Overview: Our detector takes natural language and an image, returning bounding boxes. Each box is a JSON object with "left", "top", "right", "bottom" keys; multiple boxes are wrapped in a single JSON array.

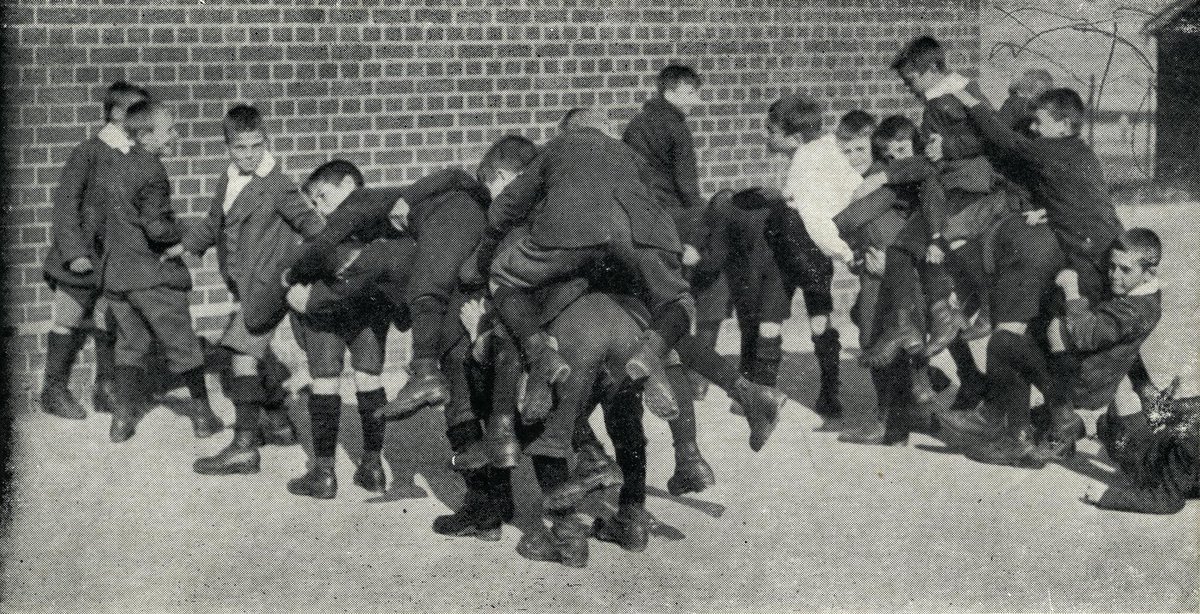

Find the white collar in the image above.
[
  {"left": 1127, "top": 277, "right": 1159, "bottom": 297},
  {"left": 226, "top": 150, "right": 276, "bottom": 180},
  {"left": 97, "top": 123, "right": 133, "bottom": 154},
  {"left": 924, "top": 72, "right": 971, "bottom": 101}
]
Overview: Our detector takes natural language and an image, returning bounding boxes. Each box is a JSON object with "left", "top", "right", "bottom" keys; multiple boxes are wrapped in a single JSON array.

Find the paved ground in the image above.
[{"left": 3, "top": 202, "right": 1198, "bottom": 613}]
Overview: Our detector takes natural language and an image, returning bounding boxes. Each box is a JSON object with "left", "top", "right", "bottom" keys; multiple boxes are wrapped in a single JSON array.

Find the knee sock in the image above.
[
  {"left": 752, "top": 335, "right": 783, "bottom": 387},
  {"left": 488, "top": 466, "right": 514, "bottom": 512},
  {"left": 308, "top": 393, "right": 342, "bottom": 460},
  {"left": 947, "top": 337, "right": 982, "bottom": 383},
  {"left": 493, "top": 286, "right": 541, "bottom": 345},
  {"left": 260, "top": 353, "right": 290, "bottom": 409},
  {"left": 92, "top": 330, "right": 115, "bottom": 383},
  {"left": 812, "top": 328, "right": 841, "bottom": 394},
  {"left": 1127, "top": 353, "right": 1155, "bottom": 394},
  {"left": 651, "top": 302, "right": 692, "bottom": 349},
  {"left": 356, "top": 388, "right": 387, "bottom": 454},
  {"left": 666, "top": 366, "right": 698, "bottom": 447},
  {"left": 614, "top": 442, "right": 647, "bottom": 507},
  {"left": 532, "top": 455, "right": 569, "bottom": 497},
  {"left": 987, "top": 330, "right": 1035, "bottom": 430},
  {"left": 44, "top": 330, "right": 86, "bottom": 386},
  {"left": 675, "top": 335, "right": 740, "bottom": 392},
  {"left": 181, "top": 367, "right": 208, "bottom": 400},
  {"left": 738, "top": 324, "right": 757, "bottom": 378},
  {"left": 229, "top": 375, "right": 267, "bottom": 433}
]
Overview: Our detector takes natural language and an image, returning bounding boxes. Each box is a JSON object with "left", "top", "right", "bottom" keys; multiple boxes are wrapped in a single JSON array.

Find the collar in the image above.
[
  {"left": 226, "top": 150, "right": 276, "bottom": 180},
  {"left": 646, "top": 96, "right": 685, "bottom": 121},
  {"left": 1127, "top": 277, "right": 1159, "bottom": 297},
  {"left": 96, "top": 123, "right": 133, "bottom": 154},
  {"left": 924, "top": 72, "right": 971, "bottom": 101}
]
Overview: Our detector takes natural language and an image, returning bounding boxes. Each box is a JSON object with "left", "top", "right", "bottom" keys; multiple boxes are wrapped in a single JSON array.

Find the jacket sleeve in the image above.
[
  {"left": 401, "top": 168, "right": 486, "bottom": 209},
  {"left": 966, "top": 103, "right": 1043, "bottom": 167},
  {"left": 286, "top": 192, "right": 389, "bottom": 285},
  {"left": 691, "top": 195, "right": 730, "bottom": 289},
  {"left": 670, "top": 120, "right": 706, "bottom": 211},
  {"left": 135, "top": 163, "right": 183, "bottom": 248},
  {"left": 183, "top": 194, "right": 221, "bottom": 255},
  {"left": 885, "top": 156, "right": 937, "bottom": 186},
  {"left": 833, "top": 185, "right": 898, "bottom": 240},
  {"left": 272, "top": 181, "right": 325, "bottom": 240},
  {"left": 408, "top": 197, "right": 487, "bottom": 360},
  {"left": 1062, "top": 297, "right": 1153, "bottom": 354},
  {"left": 486, "top": 152, "right": 546, "bottom": 237},
  {"left": 51, "top": 142, "right": 98, "bottom": 263}
]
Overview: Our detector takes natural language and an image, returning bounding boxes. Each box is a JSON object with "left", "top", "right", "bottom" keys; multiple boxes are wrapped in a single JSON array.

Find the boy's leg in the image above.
[
  {"left": 106, "top": 296, "right": 153, "bottom": 443},
  {"left": 287, "top": 315, "right": 348, "bottom": 500},
  {"left": 91, "top": 297, "right": 117, "bottom": 413},
  {"left": 347, "top": 309, "right": 390, "bottom": 493},
  {"left": 958, "top": 329, "right": 1051, "bottom": 468},
  {"left": 665, "top": 363, "right": 715, "bottom": 496},
  {"left": 41, "top": 286, "right": 97, "bottom": 419},
  {"left": 518, "top": 455, "right": 589, "bottom": 568},
  {"left": 621, "top": 245, "right": 693, "bottom": 421},
  {"left": 594, "top": 385, "right": 651, "bottom": 552},
  {"left": 691, "top": 270, "right": 730, "bottom": 399},
  {"left": 860, "top": 247, "right": 925, "bottom": 367}
]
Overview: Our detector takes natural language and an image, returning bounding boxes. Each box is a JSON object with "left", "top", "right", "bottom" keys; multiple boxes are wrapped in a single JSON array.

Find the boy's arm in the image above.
[
  {"left": 274, "top": 184, "right": 325, "bottom": 240},
  {"left": 400, "top": 168, "right": 487, "bottom": 210},
  {"left": 833, "top": 183, "right": 899, "bottom": 239},
  {"left": 954, "top": 89, "right": 1042, "bottom": 165},
  {"left": 485, "top": 152, "right": 546, "bottom": 238},
  {"left": 1062, "top": 297, "right": 1152, "bottom": 354},
  {"left": 182, "top": 194, "right": 221, "bottom": 255},
  {"left": 286, "top": 189, "right": 396, "bottom": 285},
  {"left": 408, "top": 198, "right": 487, "bottom": 361},
  {"left": 883, "top": 156, "right": 938, "bottom": 185},
  {"left": 669, "top": 121, "right": 706, "bottom": 210},
  {"left": 52, "top": 143, "right": 98, "bottom": 266},
  {"left": 786, "top": 148, "right": 855, "bottom": 263},
  {"left": 136, "top": 162, "right": 183, "bottom": 248}
]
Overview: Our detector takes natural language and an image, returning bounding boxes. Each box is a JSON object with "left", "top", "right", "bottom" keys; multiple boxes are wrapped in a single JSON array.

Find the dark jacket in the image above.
[
  {"left": 488, "top": 127, "right": 681, "bottom": 253},
  {"left": 623, "top": 97, "right": 706, "bottom": 245},
  {"left": 966, "top": 103, "right": 1123, "bottom": 258},
  {"left": 1064, "top": 287, "right": 1161, "bottom": 410},
  {"left": 44, "top": 137, "right": 128, "bottom": 288},
  {"left": 99, "top": 147, "right": 191, "bottom": 295},
  {"left": 836, "top": 161, "right": 912, "bottom": 253}
]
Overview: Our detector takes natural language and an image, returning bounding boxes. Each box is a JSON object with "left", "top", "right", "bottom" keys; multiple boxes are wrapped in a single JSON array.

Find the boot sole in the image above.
[
  {"left": 438, "top": 524, "right": 502, "bottom": 542},
  {"left": 287, "top": 485, "right": 337, "bottom": 499},
  {"left": 667, "top": 473, "right": 716, "bottom": 496},
  {"left": 194, "top": 463, "right": 261, "bottom": 476},
  {"left": 353, "top": 475, "right": 387, "bottom": 494},
  {"left": 43, "top": 407, "right": 87, "bottom": 420}
]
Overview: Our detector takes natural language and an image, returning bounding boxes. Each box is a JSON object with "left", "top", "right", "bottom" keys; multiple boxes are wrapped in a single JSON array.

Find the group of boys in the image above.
[{"left": 37, "top": 34, "right": 1189, "bottom": 571}]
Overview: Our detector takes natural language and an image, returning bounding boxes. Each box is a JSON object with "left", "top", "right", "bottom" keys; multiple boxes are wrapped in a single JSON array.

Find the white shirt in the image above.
[
  {"left": 923, "top": 72, "right": 970, "bottom": 101},
  {"left": 222, "top": 151, "right": 276, "bottom": 214},
  {"left": 784, "top": 133, "right": 860, "bottom": 263},
  {"left": 96, "top": 123, "right": 133, "bottom": 154}
]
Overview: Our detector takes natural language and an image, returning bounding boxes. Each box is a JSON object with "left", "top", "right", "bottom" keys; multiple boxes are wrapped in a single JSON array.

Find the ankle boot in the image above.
[
  {"left": 950, "top": 370, "right": 988, "bottom": 412},
  {"left": 181, "top": 397, "right": 225, "bottom": 439},
  {"left": 1033, "top": 404, "right": 1086, "bottom": 462},
  {"left": 965, "top": 426, "right": 1045, "bottom": 469},
  {"left": 625, "top": 330, "right": 680, "bottom": 421},
  {"left": 433, "top": 475, "right": 502, "bottom": 541},
  {"left": 518, "top": 332, "right": 571, "bottom": 424},
  {"left": 837, "top": 417, "right": 909, "bottom": 446},
  {"left": 812, "top": 328, "right": 844, "bottom": 417},
  {"left": 666, "top": 441, "right": 716, "bottom": 496},
  {"left": 109, "top": 366, "right": 145, "bottom": 443},
  {"left": 859, "top": 308, "right": 924, "bottom": 369},
  {"left": 518, "top": 511, "right": 589, "bottom": 568},
  {"left": 353, "top": 452, "right": 387, "bottom": 493},
  {"left": 386, "top": 357, "right": 451, "bottom": 420},
  {"left": 92, "top": 378, "right": 114, "bottom": 414},
  {"left": 910, "top": 361, "right": 938, "bottom": 407},
  {"left": 288, "top": 460, "right": 337, "bottom": 499},
  {"left": 193, "top": 429, "right": 261, "bottom": 475},
  {"left": 485, "top": 404, "right": 520, "bottom": 469},
  {"left": 41, "top": 330, "right": 87, "bottom": 420},
  {"left": 545, "top": 441, "right": 624, "bottom": 510},
  {"left": 936, "top": 402, "right": 1005, "bottom": 440},
  {"left": 732, "top": 376, "right": 785, "bottom": 452},
  {"left": 259, "top": 405, "right": 298, "bottom": 446},
  {"left": 922, "top": 297, "right": 968, "bottom": 358},
  {"left": 593, "top": 504, "right": 650, "bottom": 552}
]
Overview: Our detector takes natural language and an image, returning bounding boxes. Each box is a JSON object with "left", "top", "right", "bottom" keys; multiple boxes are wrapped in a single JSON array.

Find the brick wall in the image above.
[{"left": 1, "top": 0, "right": 981, "bottom": 405}]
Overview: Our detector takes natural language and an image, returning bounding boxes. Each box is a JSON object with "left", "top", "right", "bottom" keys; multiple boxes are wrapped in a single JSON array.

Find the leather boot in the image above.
[
  {"left": 518, "top": 332, "right": 571, "bottom": 424},
  {"left": 949, "top": 370, "right": 988, "bottom": 412},
  {"left": 449, "top": 439, "right": 490, "bottom": 473},
  {"left": 378, "top": 357, "right": 450, "bottom": 420},
  {"left": 858, "top": 308, "right": 924, "bottom": 369},
  {"left": 353, "top": 451, "right": 387, "bottom": 493},
  {"left": 625, "top": 330, "right": 680, "bottom": 421},
  {"left": 517, "top": 511, "right": 589, "bottom": 568},
  {"left": 812, "top": 328, "right": 844, "bottom": 419},
  {"left": 42, "top": 380, "right": 86, "bottom": 420},
  {"left": 965, "top": 426, "right": 1045, "bottom": 469},
  {"left": 666, "top": 441, "right": 716, "bottom": 496},
  {"left": 837, "top": 417, "right": 909, "bottom": 446},
  {"left": 910, "top": 362, "right": 938, "bottom": 407},
  {"left": 593, "top": 504, "right": 650, "bottom": 553},
  {"left": 41, "top": 330, "right": 87, "bottom": 420},
  {"left": 485, "top": 404, "right": 520, "bottom": 469},
  {"left": 1032, "top": 404, "right": 1086, "bottom": 462},
  {"left": 545, "top": 441, "right": 624, "bottom": 510},
  {"left": 936, "top": 402, "right": 1005, "bottom": 440},
  {"left": 181, "top": 398, "right": 225, "bottom": 439},
  {"left": 92, "top": 378, "right": 114, "bottom": 414},
  {"left": 259, "top": 405, "right": 298, "bottom": 446},
  {"left": 922, "top": 297, "right": 968, "bottom": 358},
  {"left": 288, "top": 460, "right": 338, "bottom": 499},
  {"left": 433, "top": 473, "right": 502, "bottom": 541},
  {"left": 193, "top": 429, "right": 261, "bottom": 475},
  {"left": 109, "top": 366, "right": 144, "bottom": 443},
  {"left": 731, "top": 376, "right": 785, "bottom": 452}
]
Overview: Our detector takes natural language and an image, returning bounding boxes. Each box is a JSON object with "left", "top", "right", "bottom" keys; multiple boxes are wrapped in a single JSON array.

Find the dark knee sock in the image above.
[
  {"left": 947, "top": 337, "right": 982, "bottom": 381},
  {"left": 308, "top": 393, "right": 342, "bottom": 460},
  {"left": 614, "top": 442, "right": 647, "bottom": 507},
  {"left": 493, "top": 286, "right": 541, "bottom": 344},
  {"left": 738, "top": 324, "right": 757, "bottom": 377},
  {"left": 675, "top": 335, "right": 740, "bottom": 392},
  {"left": 752, "top": 335, "right": 783, "bottom": 387},
  {"left": 229, "top": 375, "right": 267, "bottom": 433},
  {"left": 666, "top": 366, "right": 697, "bottom": 447},
  {"left": 181, "top": 367, "right": 208, "bottom": 400},
  {"left": 1127, "top": 353, "right": 1155, "bottom": 393},
  {"left": 260, "top": 353, "right": 290, "bottom": 408},
  {"left": 92, "top": 330, "right": 115, "bottom": 383},
  {"left": 488, "top": 466, "right": 514, "bottom": 507},
  {"left": 356, "top": 388, "right": 387, "bottom": 453},
  {"left": 532, "top": 455, "right": 570, "bottom": 496},
  {"left": 651, "top": 302, "right": 692, "bottom": 349},
  {"left": 987, "top": 330, "right": 1034, "bottom": 429},
  {"left": 44, "top": 330, "right": 86, "bottom": 385},
  {"left": 923, "top": 262, "right": 955, "bottom": 303}
]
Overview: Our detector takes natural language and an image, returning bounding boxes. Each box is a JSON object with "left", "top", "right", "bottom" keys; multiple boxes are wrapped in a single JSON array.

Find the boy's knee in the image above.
[
  {"left": 311, "top": 377, "right": 340, "bottom": 396},
  {"left": 353, "top": 370, "right": 383, "bottom": 393},
  {"left": 995, "top": 321, "right": 1027, "bottom": 336},
  {"left": 231, "top": 353, "right": 259, "bottom": 377},
  {"left": 758, "top": 322, "right": 782, "bottom": 338},
  {"left": 808, "top": 315, "right": 829, "bottom": 336}
]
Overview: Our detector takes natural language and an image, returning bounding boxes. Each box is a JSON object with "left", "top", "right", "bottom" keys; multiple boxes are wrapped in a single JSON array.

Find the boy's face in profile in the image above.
[
  {"left": 1032, "top": 109, "right": 1073, "bottom": 139},
  {"left": 1108, "top": 248, "right": 1153, "bottom": 296},
  {"left": 228, "top": 130, "right": 268, "bottom": 175},
  {"left": 664, "top": 82, "right": 702, "bottom": 116},
  {"left": 766, "top": 122, "right": 800, "bottom": 155},
  {"left": 900, "top": 66, "right": 943, "bottom": 97},
  {"left": 883, "top": 138, "right": 915, "bottom": 160},
  {"left": 307, "top": 176, "right": 356, "bottom": 217},
  {"left": 838, "top": 135, "right": 873, "bottom": 175},
  {"left": 139, "top": 109, "right": 179, "bottom": 157}
]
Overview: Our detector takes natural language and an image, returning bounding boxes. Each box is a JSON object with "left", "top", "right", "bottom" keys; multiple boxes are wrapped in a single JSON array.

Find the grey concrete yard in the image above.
[{"left": 3, "top": 202, "right": 1197, "bottom": 613}]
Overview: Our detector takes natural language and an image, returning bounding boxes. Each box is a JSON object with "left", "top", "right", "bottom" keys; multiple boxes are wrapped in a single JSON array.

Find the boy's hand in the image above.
[
  {"left": 459, "top": 297, "right": 488, "bottom": 343},
  {"left": 864, "top": 247, "right": 886, "bottom": 276},
  {"left": 925, "top": 133, "right": 944, "bottom": 162},
  {"left": 926, "top": 243, "right": 945, "bottom": 264},
  {"left": 851, "top": 173, "right": 887, "bottom": 201},
  {"left": 681, "top": 244, "right": 701, "bottom": 267},
  {"left": 286, "top": 284, "right": 312, "bottom": 313},
  {"left": 951, "top": 88, "right": 981, "bottom": 108},
  {"left": 1055, "top": 268, "right": 1081, "bottom": 299},
  {"left": 68, "top": 257, "right": 94, "bottom": 274},
  {"left": 159, "top": 244, "right": 185, "bottom": 262},
  {"left": 388, "top": 197, "right": 410, "bottom": 232},
  {"left": 1023, "top": 208, "right": 1048, "bottom": 226}
]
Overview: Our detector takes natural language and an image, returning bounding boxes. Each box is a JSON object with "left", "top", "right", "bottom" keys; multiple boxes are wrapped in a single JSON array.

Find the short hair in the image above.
[
  {"left": 304, "top": 159, "right": 365, "bottom": 193},
  {"left": 767, "top": 94, "right": 823, "bottom": 143},
  {"left": 656, "top": 64, "right": 702, "bottom": 94},
  {"left": 1113, "top": 227, "right": 1162, "bottom": 269},
  {"left": 223, "top": 104, "right": 265, "bottom": 143},
  {"left": 476, "top": 135, "right": 538, "bottom": 184},
  {"left": 872, "top": 114, "right": 923, "bottom": 154},
  {"left": 123, "top": 100, "right": 168, "bottom": 141},
  {"left": 891, "top": 36, "right": 947, "bottom": 75},
  {"left": 835, "top": 110, "right": 876, "bottom": 141},
  {"left": 1034, "top": 88, "right": 1086, "bottom": 135},
  {"left": 1018, "top": 69, "right": 1055, "bottom": 98},
  {"left": 558, "top": 107, "right": 606, "bottom": 133},
  {"left": 103, "top": 81, "right": 150, "bottom": 123}
]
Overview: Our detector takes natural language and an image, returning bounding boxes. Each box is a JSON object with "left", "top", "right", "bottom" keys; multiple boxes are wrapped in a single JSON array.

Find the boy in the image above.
[
  {"left": 761, "top": 94, "right": 860, "bottom": 429},
  {"left": 100, "top": 101, "right": 223, "bottom": 443},
  {"left": 187, "top": 105, "right": 326, "bottom": 476},
  {"left": 956, "top": 229, "right": 1162, "bottom": 467},
  {"left": 41, "top": 81, "right": 148, "bottom": 420}
]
